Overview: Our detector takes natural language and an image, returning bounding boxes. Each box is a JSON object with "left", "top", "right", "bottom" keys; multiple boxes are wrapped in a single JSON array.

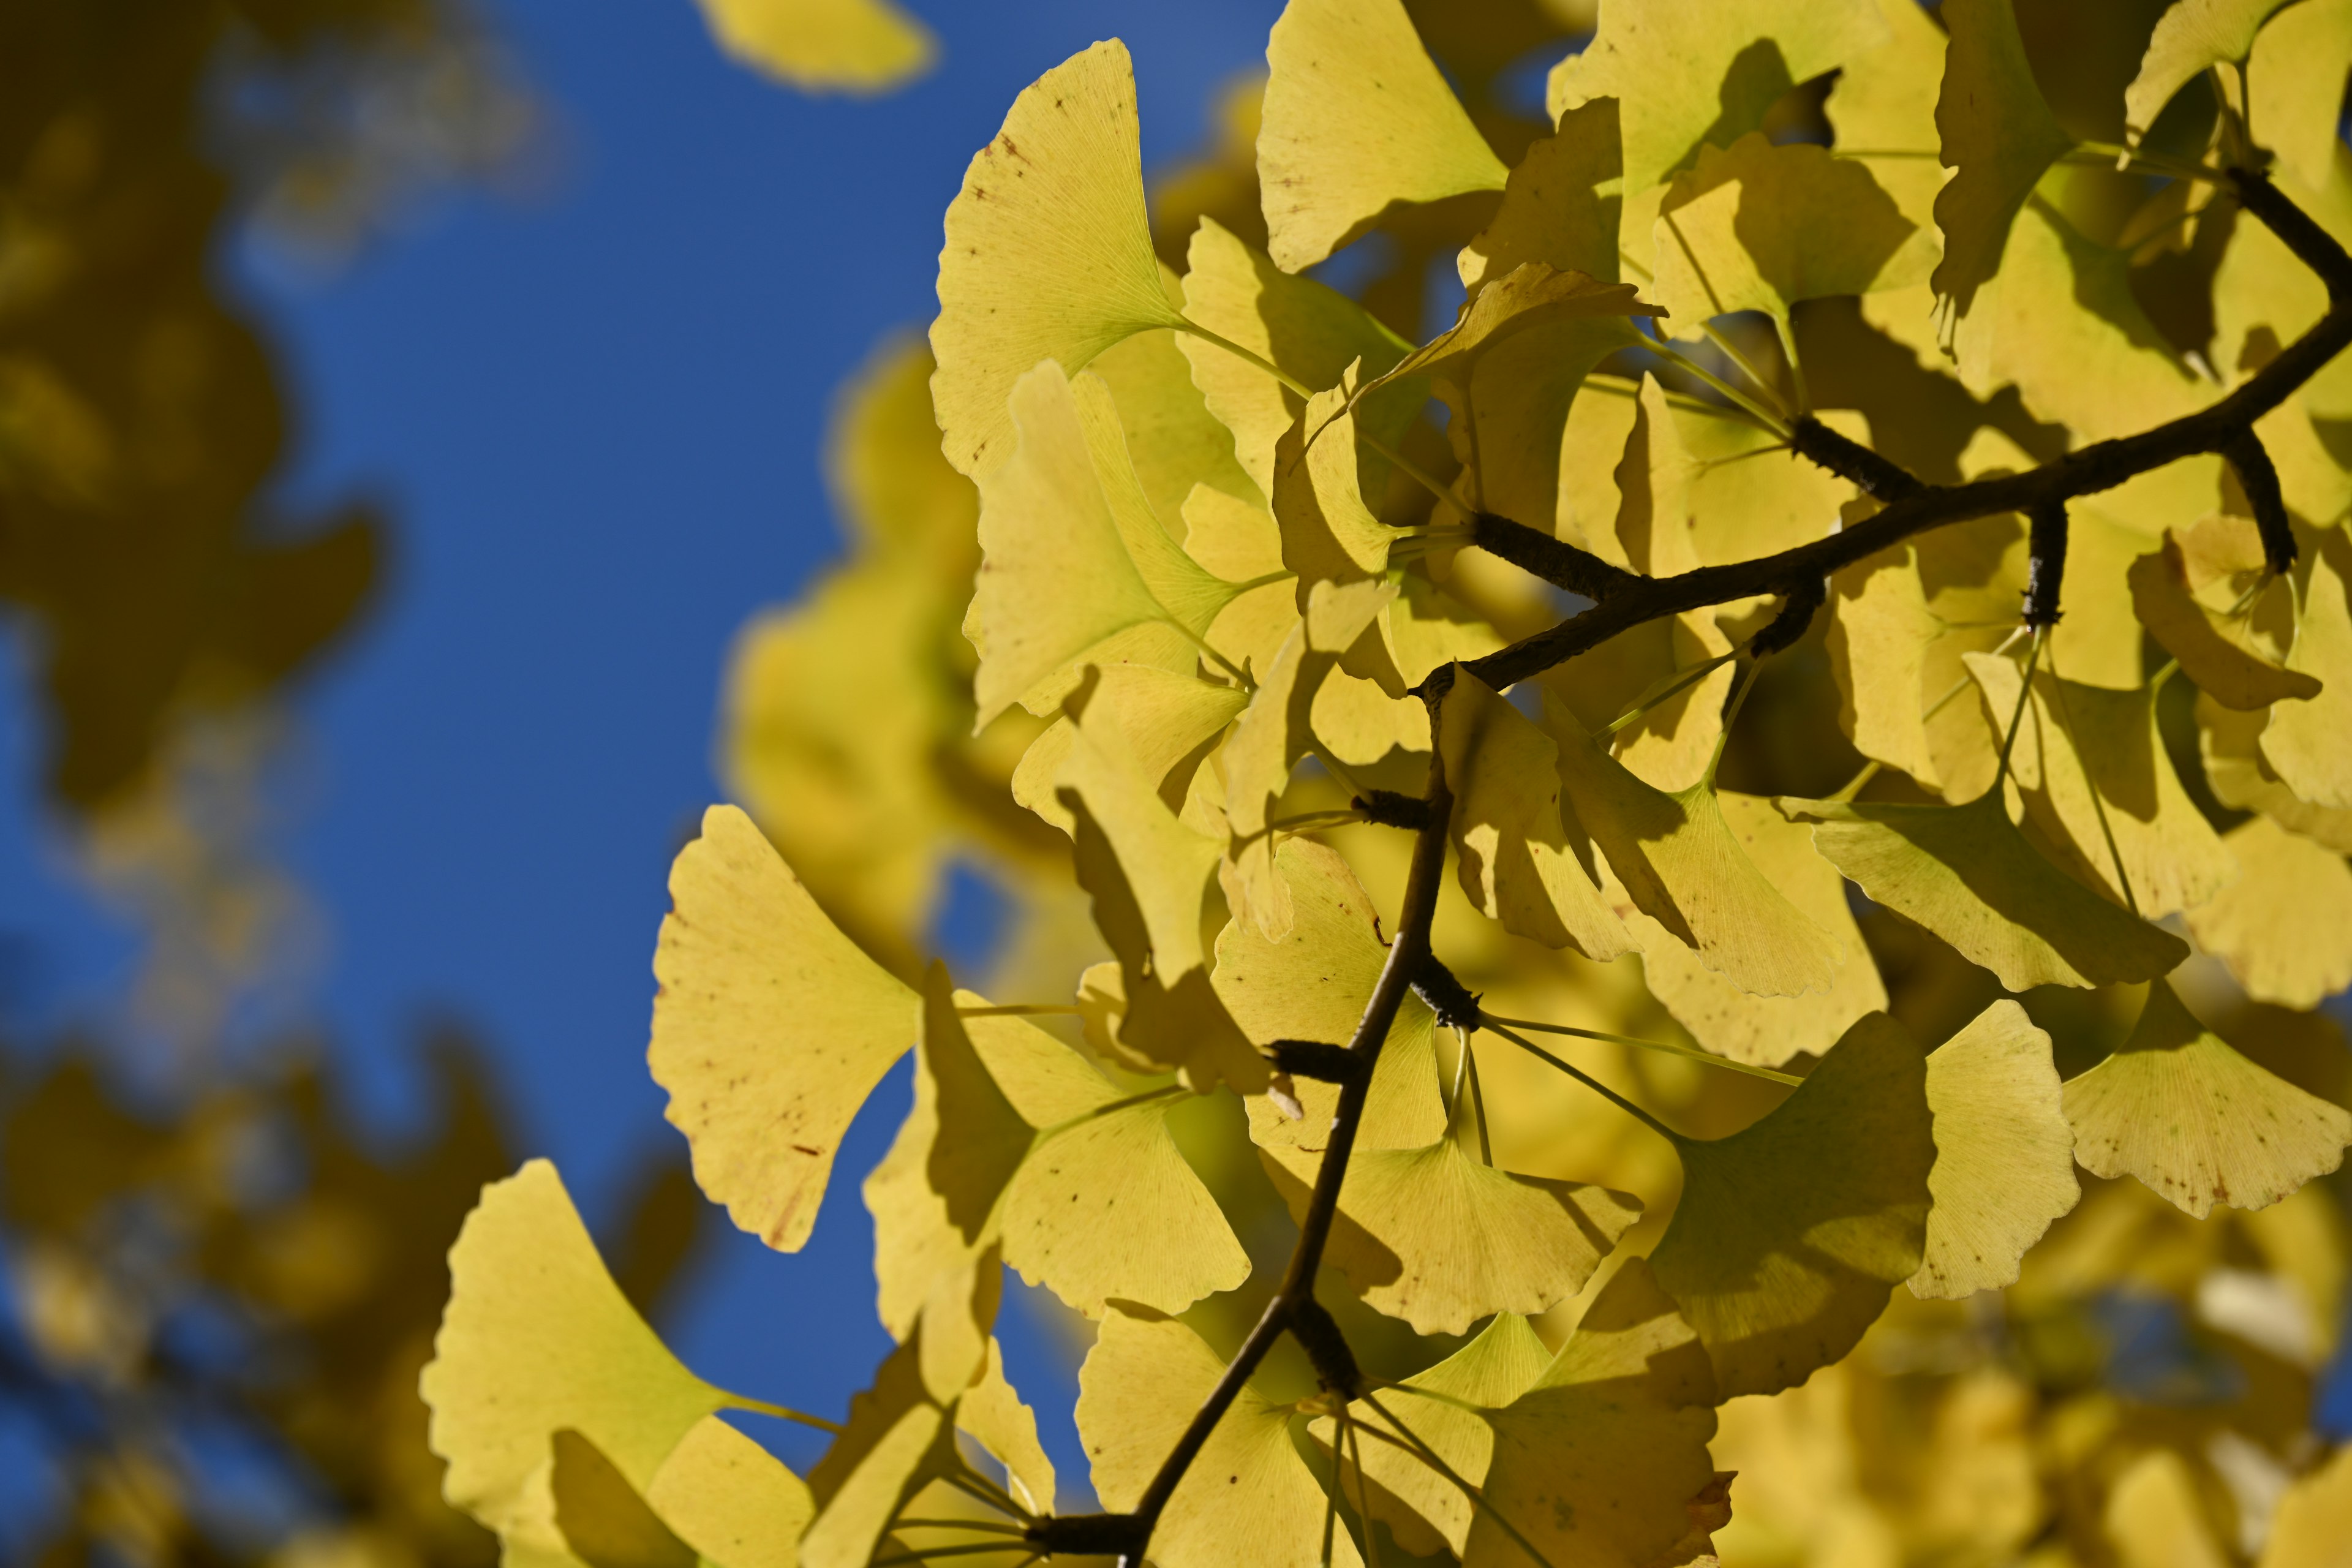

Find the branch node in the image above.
[
  {"left": 1266, "top": 1039, "right": 1366, "bottom": 1085},
  {"left": 1410, "top": 955, "right": 1481, "bottom": 1031},
  {"left": 1789, "top": 415, "right": 1924, "bottom": 501},
  {"left": 2021, "top": 499, "right": 2069, "bottom": 628},
  {"left": 1026, "top": 1513, "right": 1148, "bottom": 1556},
  {"left": 2222, "top": 429, "right": 2301, "bottom": 576},
  {"left": 1352, "top": 789, "right": 1433, "bottom": 831},
  {"left": 1286, "top": 1296, "right": 1363, "bottom": 1400},
  {"left": 1470, "top": 511, "right": 1640, "bottom": 601},
  {"left": 1749, "top": 576, "right": 1826, "bottom": 657}
]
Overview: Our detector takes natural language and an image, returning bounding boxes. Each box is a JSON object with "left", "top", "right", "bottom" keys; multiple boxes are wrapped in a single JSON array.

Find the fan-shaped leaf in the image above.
[
  {"left": 1012, "top": 664, "right": 1246, "bottom": 836},
  {"left": 695, "top": 0, "right": 934, "bottom": 94},
  {"left": 2125, "top": 0, "right": 2293, "bottom": 146},
  {"left": 1458, "top": 99, "right": 1624, "bottom": 292},
  {"left": 2187, "top": 815, "right": 2352, "bottom": 1008},
  {"left": 1823, "top": 0, "right": 1950, "bottom": 232},
  {"left": 650, "top": 805, "right": 918, "bottom": 1253},
  {"left": 1259, "top": 0, "right": 1508, "bottom": 271},
  {"left": 2248, "top": 0, "right": 2352, "bottom": 190},
  {"left": 1910, "top": 1001, "right": 2079, "bottom": 1300},
  {"left": 644, "top": 1418, "right": 815, "bottom": 1568},
  {"left": 2260, "top": 528, "right": 2352, "bottom": 810},
  {"left": 2130, "top": 521, "right": 2320, "bottom": 710},
  {"left": 1931, "top": 0, "right": 2076, "bottom": 326},
  {"left": 932, "top": 40, "right": 1186, "bottom": 477}
]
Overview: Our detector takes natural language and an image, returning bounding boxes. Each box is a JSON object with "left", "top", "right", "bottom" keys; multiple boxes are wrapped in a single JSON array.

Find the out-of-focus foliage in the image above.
[
  {"left": 426, "top": 1, "right": 2352, "bottom": 1565},
  {"left": 694, "top": 0, "right": 937, "bottom": 96}
]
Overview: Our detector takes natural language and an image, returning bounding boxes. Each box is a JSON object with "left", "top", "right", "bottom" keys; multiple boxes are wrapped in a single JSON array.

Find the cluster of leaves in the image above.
[{"left": 426, "top": 2, "right": 2352, "bottom": 1567}]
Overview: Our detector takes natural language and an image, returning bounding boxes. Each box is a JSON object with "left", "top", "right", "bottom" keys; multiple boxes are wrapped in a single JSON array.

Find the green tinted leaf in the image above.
[
  {"left": 2260, "top": 527, "right": 2352, "bottom": 809},
  {"left": 551, "top": 1430, "right": 696, "bottom": 1568},
  {"left": 1931, "top": 0, "right": 2075, "bottom": 326},
  {"left": 2130, "top": 520, "right": 2320, "bottom": 710},
  {"left": 2124, "top": 0, "right": 2292, "bottom": 146},
  {"left": 2248, "top": 0, "right": 2352, "bottom": 190},
  {"left": 1910, "top": 1001, "right": 2079, "bottom": 1300}
]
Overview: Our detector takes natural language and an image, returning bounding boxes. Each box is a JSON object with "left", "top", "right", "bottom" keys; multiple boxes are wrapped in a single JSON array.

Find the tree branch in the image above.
[{"left": 1460, "top": 166, "right": 2352, "bottom": 695}]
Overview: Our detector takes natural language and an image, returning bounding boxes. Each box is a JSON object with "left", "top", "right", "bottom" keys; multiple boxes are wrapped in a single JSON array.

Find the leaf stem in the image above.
[
  {"left": 1481, "top": 1019, "right": 1683, "bottom": 1143},
  {"left": 1643, "top": 334, "right": 1793, "bottom": 436},
  {"left": 1603, "top": 650, "right": 1739, "bottom": 736},
  {"left": 1356, "top": 1391, "right": 1558, "bottom": 1568},
  {"left": 2043, "top": 642, "right": 2141, "bottom": 916},
  {"left": 723, "top": 1395, "right": 843, "bottom": 1434},
  {"left": 1994, "top": 626, "right": 2046, "bottom": 788},
  {"left": 1480, "top": 1012, "right": 1803, "bottom": 1087}
]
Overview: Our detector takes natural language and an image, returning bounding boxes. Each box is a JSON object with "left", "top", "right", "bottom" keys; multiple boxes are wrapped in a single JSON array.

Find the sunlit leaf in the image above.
[
  {"left": 1439, "top": 669, "right": 1632, "bottom": 959},
  {"left": 1826, "top": 542, "right": 1947, "bottom": 788},
  {"left": 1458, "top": 99, "right": 1623, "bottom": 292},
  {"left": 2261, "top": 1446, "right": 2352, "bottom": 1568},
  {"left": 2128, "top": 518, "right": 2319, "bottom": 709},
  {"left": 1011, "top": 664, "right": 1246, "bottom": 836},
  {"left": 2187, "top": 815, "right": 2352, "bottom": 1008},
  {"left": 2063, "top": 979, "right": 2352, "bottom": 1219},
  {"left": 422, "top": 1161, "right": 725, "bottom": 1559},
  {"left": 2248, "top": 0, "right": 2352, "bottom": 190},
  {"left": 1637, "top": 791, "right": 1887, "bottom": 1069},
  {"left": 644, "top": 1417, "right": 815, "bottom": 1568},
  {"left": 2260, "top": 527, "right": 2352, "bottom": 810},
  {"left": 957, "top": 1340, "right": 1057, "bottom": 1516},
  {"left": 1823, "top": 0, "right": 1951, "bottom": 233},
  {"left": 1652, "top": 133, "right": 1933, "bottom": 327},
  {"left": 1469, "top": 1259, "right": 1722, "bottom": 1568},
  {"left": 1650, "top": 1012, "right": 1933, "bottom": 1397},
  {"left": 649, "top": 805, "right": 918, "bottom": 1252},
  {"left": 1556, "top": 717, "right": 1842, "bottom": 998},
  {"left": 2124, "top": 0, "right": 2293, "bottom": 147},
  {"left": 2199, "top": 693, "right": 2352, "bottom": 853},
  {"left": 1910, "top": 1001, "right": 2079, "bottom": 1300},
  {"left": 1781, "top": 790, "right": 2190, "bottom": 990},
  {"left": 932, "top": 40, "right": 1186, "bottom": 477},
  {"left": 1548, "top": 0, "right": 1890, "bottom": 194},
  {"left": 1271, "top": 366, "right": 1404, "bottom": 587},
  {"left": 1259, "top": 0, "right": 1508, "bottom": 271},
  {"left": 695, "top": 0, "right": 935, "bottom": 95},
  {"left": 1079, "top": 1310, "right": 1362, "bottom": 1568},
  {"left": 1931, "top": 0, "right": 2076, "bottom": 326},
  {"left": 551, "top": 1429, "right": 696, "bottom": 1568}
]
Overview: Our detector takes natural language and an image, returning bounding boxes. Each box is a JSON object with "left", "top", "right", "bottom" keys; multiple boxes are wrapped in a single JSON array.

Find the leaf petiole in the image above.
[{"left": 1480, "top": 1012, "right": 1803, "bottom": 1087}]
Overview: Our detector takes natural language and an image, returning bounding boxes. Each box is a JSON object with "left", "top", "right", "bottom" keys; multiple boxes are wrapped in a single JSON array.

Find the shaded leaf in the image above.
[
  {"left": 1910, "top": 1001, "right": 2079, "bottom": 1300},
  {"left": 2129, "top": 518, "right": 2320, "bottom": 709},
  {"left": 957, "top": 1340, "right": 1057, "bottom": 1516},
  {"left": 1931, "top": 0, "right": 2076, "bottom": 326},
  {"left": 551, "top": 1430, "right": 696, "bottom": 1568},
  {"left": 645, "top": 1418, "right": 816, "bottom": 1568},
  {"left": 2124, "top": 0, "right": 2293, "bottom": 146},
  {"left": 1012, "top": 664, "right": 1246, "bottom": 836},
  {"left": 1458, "top": 98, "right": 1624, "bottom": 292}
]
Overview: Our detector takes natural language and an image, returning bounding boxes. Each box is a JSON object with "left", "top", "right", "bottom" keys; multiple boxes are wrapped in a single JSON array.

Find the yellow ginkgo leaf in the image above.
[
  {"left": 2248, "top": 0, "right": 2352, "bottom": 190},
  {"left": 2199, "top": 693, "right": 2352, "bottom": 854},
  {"left": 1826, "top": 543, "right": 1946, "bottom": 788},
  {"left": 1823, "top": 0, "right": 1951, "bottom": 233},
  {"left": 957, "top": 1340, "right": 1056, "bottom": 1517},
  {"left": 1079, "top": 1310, "right": 1362, "bottom": 1568},
  {"left": 422, "top": 1161, "right": 726, "bottom": 1561},
  {"left": 1270, "top": 365, "right": 1402, "bottom": 587},
  {"left": 2261, "top": 1446, "right": 2352, "bottom": 1568},
  {"left": 1312, "top": 664, "right": 1430, "bottom": 766},
  {"left": 1262, "top": 1131, "right": 1643, "bottom": 1336},
  {"left": 1011, "top": 664, "right": 1246, "bottom": 836},
  {"left": 1213, "top": 838, "right": 1448, "bottom": 1154},
  {"left": 1548, "top": 0, "right": 1890, "bottom": 194},
  {"left": 644, "top": 1417, "right": 815, "bottom": 1568},
  {"left": 2260, "top": 529, "right": 2352, "bottom": 810},
  {"left": 551, "top": 1428, "right": 696, "bottom": 1568},
  {"left": 1637, "top": 791, "right": 1887, "bottom": 1069},
  {"left": 1258, "top": 0, "right": 1508, "bottom": 271},
  {"left": 2104, "top": 1449, "right": 2231, "bottom": 1568},
  {"left": 931, "top": 40, "right": 1186, "bottom": 478},
  {"left": 2187, "top": 815, "right": 2352, "bottom": 1008},
  {"left": 1651, "top": 133, "right": 1934, "bottom": 326},
  {"left": 1648, "top": 1012, "right": 1934, "bottom": 1398},
  {"left": 2063, "top": 979, "right": 2352, "bottom": 1219},
  {"left": 1909, "top": 1000, "right": 2079, "bottom": 1300},
  {"left": 1178, "top": 217, "right": 1412, "bottom": 497},
  {"left": 1088, "top": 304, "right": 1264, "bottom": 523},
  {"left": 1966, "top": 655, "right": 2236, "bottom": 920},
  {"left": 1439, "top": 670, "right": 1632, "bottom": 960},
  {"left": 2124, "top": 0, "right": 2293, "bottom": 147},
  {"left": 970, "top": 361, "right": 1245, "bottom": 728},
  {"left": 1469, "top": 1259, "right": 1722, "bottom": 1568},
  {"left": 1556, "top": 718, "right": 1842, "bottom": 998},
  {"left": 1781, "top": 790, "right": 2190, "bottom": 990},
  {"left": 1308, "top": 1315, "right": 1548, "bottom": 1557},
  {"left": 1930, "top": 0, "right": 2076, "bottom": 326},
  {"left": 695, "top": 0, "right": 934, "bottom": 95},
  {"left": 1057, "top": 675, "right": 1263, "bottom": 1092},
  {"left": 1458, "top": 99, "right": 1624, "bottom": 292},
  {"left": 649, "top": 804, "right": 918, "bottom": 1253},
  {"left": 2129, "top": 522, "right": 2320, "bottom": 710}
]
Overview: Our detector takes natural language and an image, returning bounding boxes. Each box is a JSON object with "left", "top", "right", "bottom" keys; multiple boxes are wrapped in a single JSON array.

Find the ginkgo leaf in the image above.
[
  {"left": 1312, "top": 664, "right": 1430, "bottom": 766},
  {"left": 2124, "top": 0, "right": 2293, "bottom": 146},
  {"left": 2262, "top": 1447, "right": 2352, "bottom": 1568},
  {"left": 1057, "top": 674, "right": 1264, "bottom": 1091},
  {"left": 1555, "top": 717, "right": 1842, "bottom": 998},
  {"left": 2248, "top": 0, "right": 2352, "bottom": 190},
  {"left": 644, "top": 1417, "right": 815, "bottom": 1568},
  {"left": 1637, "top": 791, "right": 1887, "bottom": 1069},
  {"left": 1648, "top": 1012, "right": 1934, "bottom": 1398},
  {"left": 2199, "top": 693, "right": 2352, "bottom": 854},
  {"left": 1178, "top": 217, "right": 1412, "bottom": 497},
  {"left": 1823, "top": 0, "right": 1951, "bottom": 232},
  {"left": 2260, "top": 529, "right": 2352, "bottom": 810},
  {"left": 1548, "top": 0, "right": 1890, "bottom": 194},
  {"left": 1469, "top": 1259, "right": 1722, "bottom": 1568},
  {"left": 1781, "top": 790, "right": 2190, "bottom": 990},
  {"left": 649, "top": 804, "right": 918, "bottom": 1253},
  {"left": 2063, "top": 979, "right": 2352, "bottom": 1219},
  {"left": 1271, "top": 366, "right": 1403, "bottom": 587},
  {"left": 970, "top": 360, "right": 1246, "bottom": 727},
  {"left": 958, "top": 1340, "right": 1057, "bottom": 1517},
  {"left": 1458, "top": 99, "right": 1624, "bottom": 292},
  {"left": 551, "top": 1429, "right": 696, "bottom": 1568},
  {"left": 2129, "top": 522, "right": 2320, "bottom": 709},
  {"left": 2187, "top": 815, "right": 2352, "bottom": 1008},
  {"left": 1931, "top": 0, "right": 2076, "bottom": 325},
  {"left": 1089, "top": 304, "right": 1264, "bottom": 522},
  {"left": 804, "top": 1253, "right": 999, "bottom": 1568},
  {"left": 1011, "top": 664, "right": 1246, "bottom": 836},
  {"left": 1079, "top": 1310, "right": 1363, "bottom": 1568},
  {"left": 1259, "top": 0, "right": 1508, "bottom": 271},
  {"left": 1909, "top": 1001, "right": 2079, "bottom": 1300},
  {"left": 1651, "top": 133, "right": 1933, "bottom": 326},
  {"left": 932, "top": 40, "right": 1186, "bottom": 477},
  {"left": 1965, "top": 655, "right": 2236, "bottom": 919},
  {"left": 1214, "top": 838, "right": 1448, "bottom": 1154},
  {"left": 1305, "top": 1315, "right": 1548, "bottom": 1557},
  {"left": 1439, "top": 670, "right": 1632, "bottom": 960},
  {"left": 423, "top": 1161, "right": 726, "bottom": 1561},
  {"left": 1262, "top": 1131, "right": 1642, "bottom": 1335},
  {"left": 1826, "top": 543, "right": 1946, "bottom": 787},
  {"left": 695, "top": 0, "right": 934, "bottom": 94}
]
